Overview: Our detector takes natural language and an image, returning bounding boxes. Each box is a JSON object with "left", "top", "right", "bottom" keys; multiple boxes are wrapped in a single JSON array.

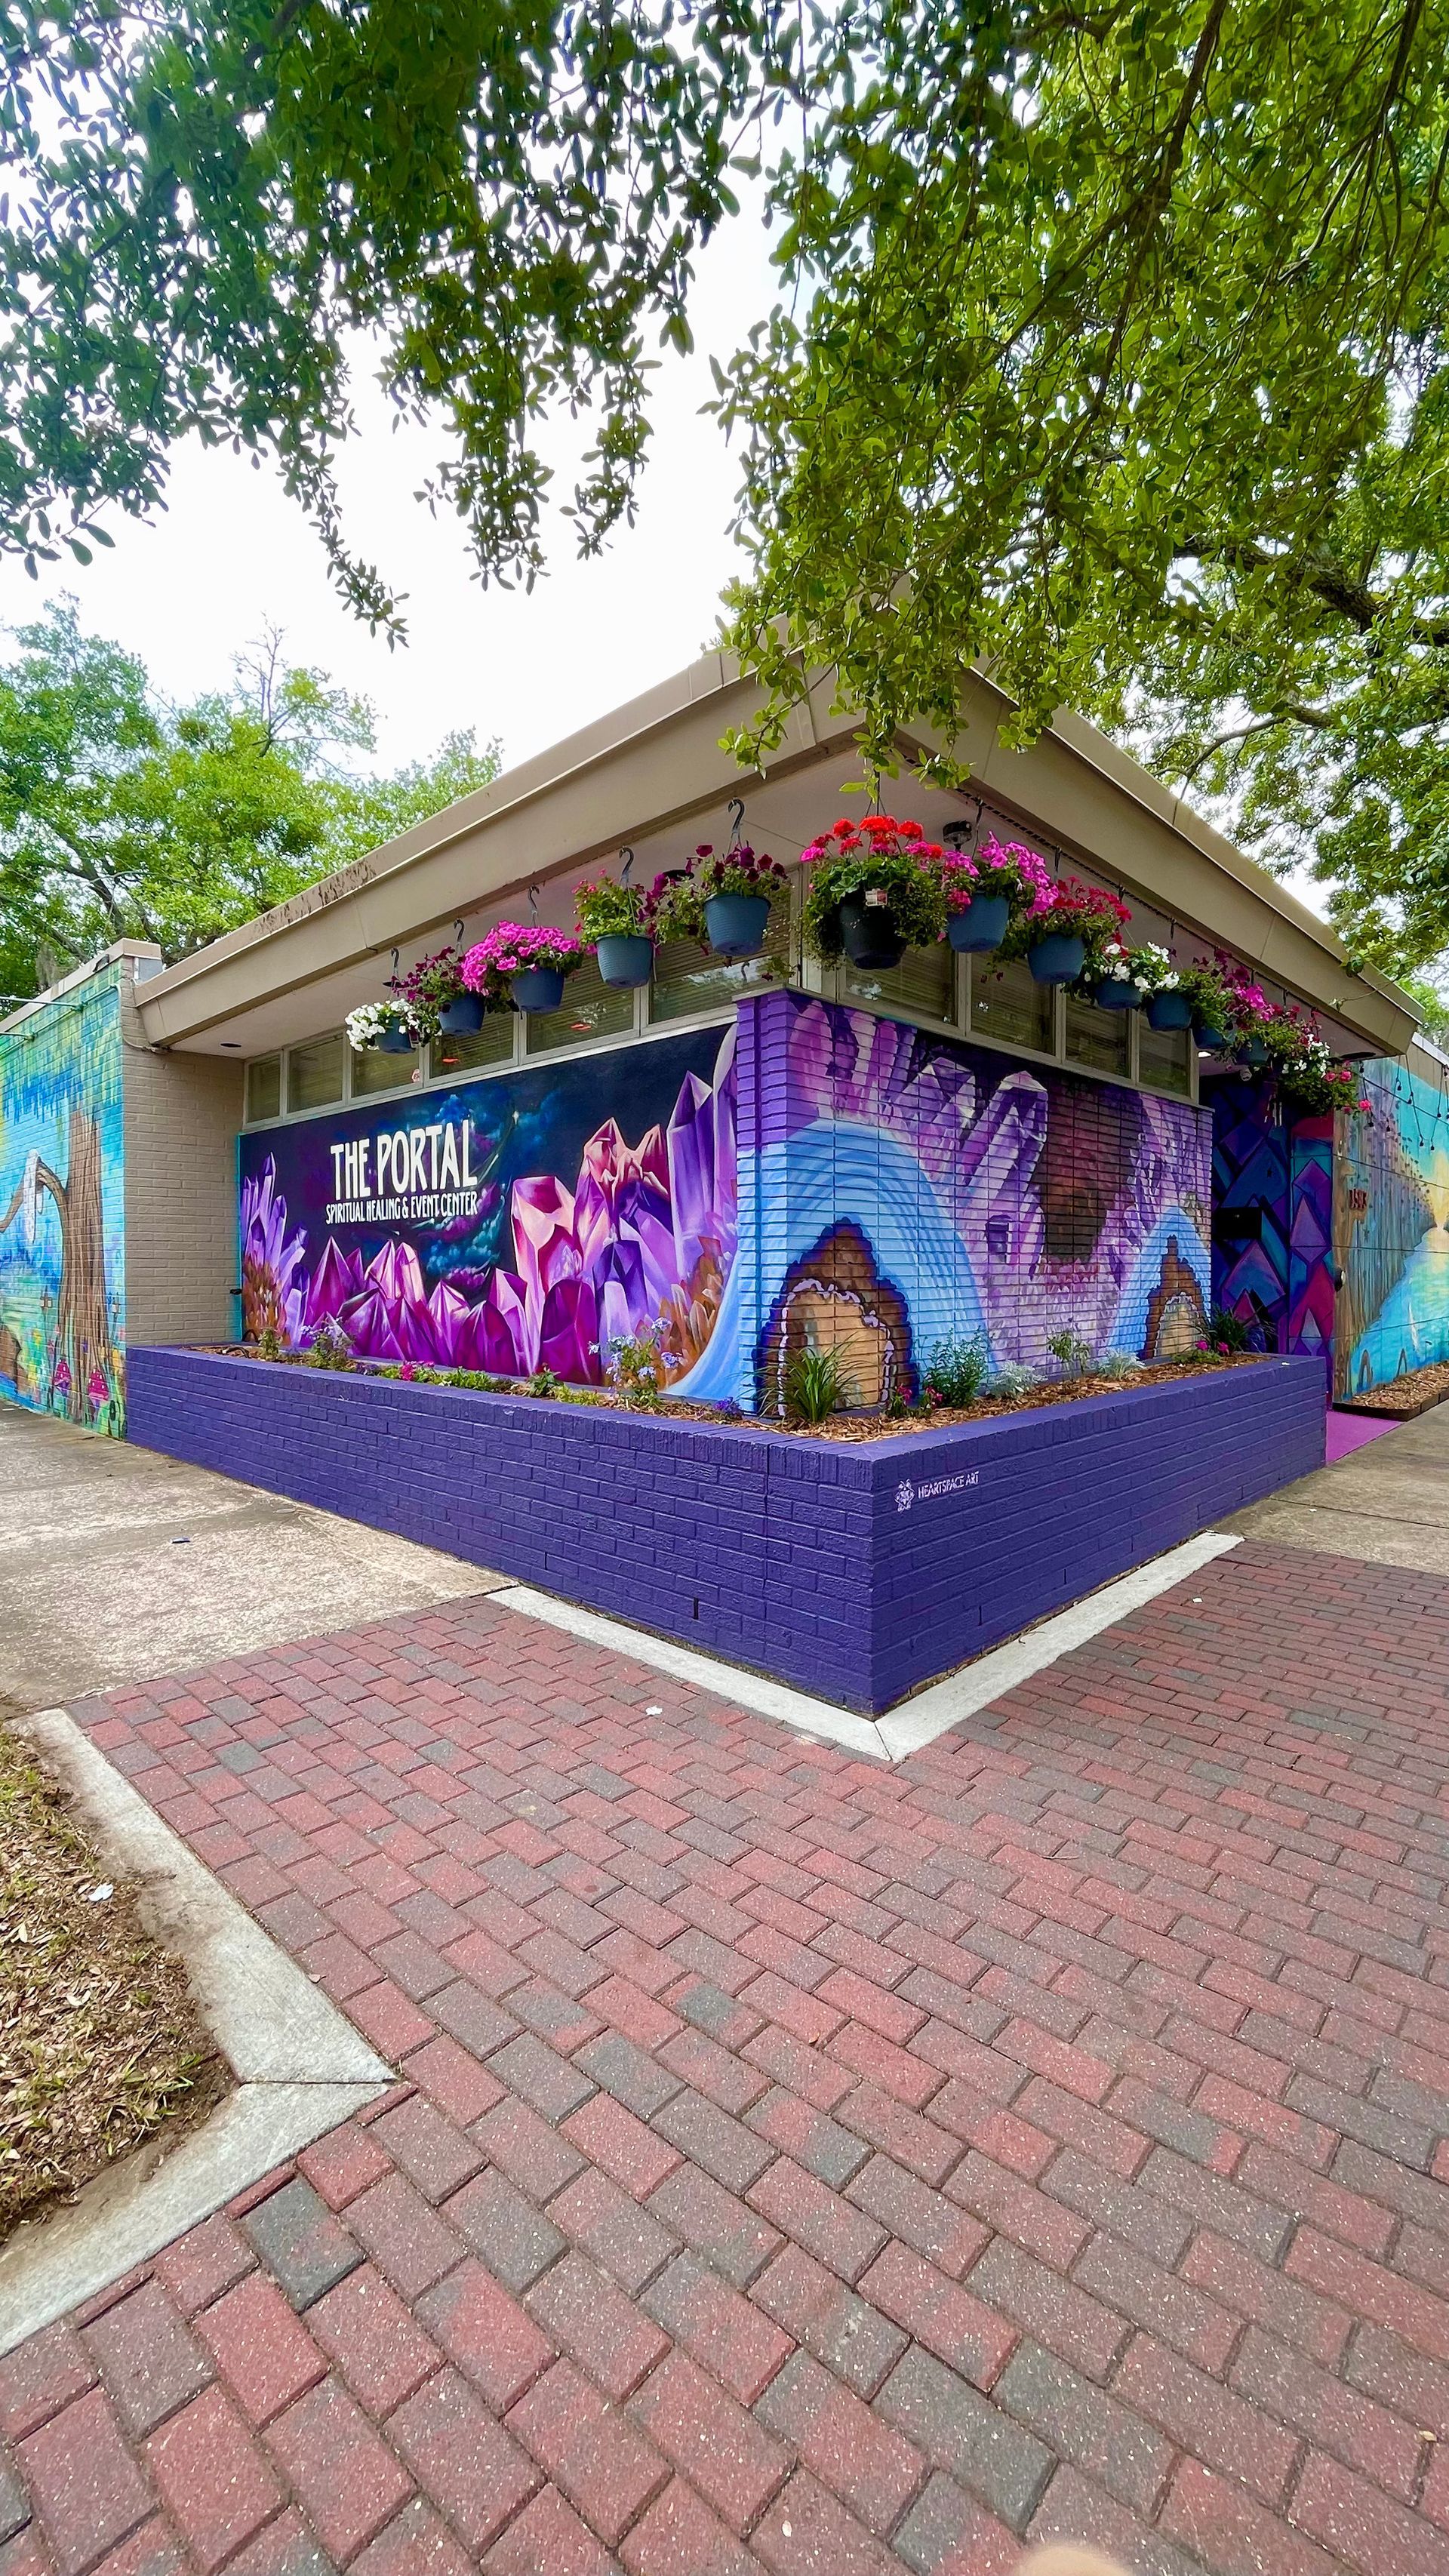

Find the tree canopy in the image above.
[
  {"left": 3, "top": 2, "right": 1449, "bottom": 976},
  {"left": 0, "top": 603, "right": 499, "bottom": 1004}
]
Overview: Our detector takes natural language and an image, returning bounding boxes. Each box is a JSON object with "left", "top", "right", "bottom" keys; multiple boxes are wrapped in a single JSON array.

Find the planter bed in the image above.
[
  {"left": 1336, "top": 1359, "right": 1449, "bottom": 1421},
  {"left": 205, "top": 1344, "right": 1263, "bottom": 1439},
  {"left": 130, "top": 1346, "right": 1324, "bottom": 1714}
]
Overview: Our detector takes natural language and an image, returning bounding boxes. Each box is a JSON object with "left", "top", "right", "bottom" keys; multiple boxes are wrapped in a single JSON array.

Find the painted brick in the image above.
[{"left": 126, "top": 1340, "right": 1324, "bottom": 1716}]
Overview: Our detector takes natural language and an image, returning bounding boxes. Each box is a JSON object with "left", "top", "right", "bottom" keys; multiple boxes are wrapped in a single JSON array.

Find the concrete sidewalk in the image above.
[
  {"left": 1228, "top": 1399, "right": 1449, "bottom": 1574},
  {"left": 0, "top": 1407, "right": 497, "bottom": 1718}
]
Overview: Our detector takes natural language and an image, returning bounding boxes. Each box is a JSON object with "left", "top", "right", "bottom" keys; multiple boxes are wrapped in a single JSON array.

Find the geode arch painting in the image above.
[
  {"left": 738, "top": 993, "right": 1212, "bottom": 1408},
  {"left": 237, "top": 1027, "right": 738, "bottom": 1390}
]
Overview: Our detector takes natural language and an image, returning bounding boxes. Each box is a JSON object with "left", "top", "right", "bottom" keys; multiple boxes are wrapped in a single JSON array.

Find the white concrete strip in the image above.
[
  {"left": 875, "top": 1530, "right": 1244, "bottom": 1760},
  {"left": 0, "top": 2083, "right": 375, "bottom": 2356},
  {"left": 0, "top": 1707, "right": 392, "bottom": 2356},
  {"left": 491, "top": 1529, "right": 1243, "bottom": 1767},
  {"left": 489, "top": 1586, "right": 891, "bottom": 1762}
]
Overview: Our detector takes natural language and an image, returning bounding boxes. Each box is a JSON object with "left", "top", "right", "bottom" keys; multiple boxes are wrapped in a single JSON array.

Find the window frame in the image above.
[{"left": 239, "top": 879, "right": 1199, "bottom": 1127}]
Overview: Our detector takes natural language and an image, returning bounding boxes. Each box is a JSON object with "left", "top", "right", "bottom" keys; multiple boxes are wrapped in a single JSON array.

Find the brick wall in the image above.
[
  {"left": 734, "top": 990, "right": 1214, "bottom": 1413},
  {"left": 122, "top": 974, "right": 244, "bottom": 1347},
  {"left": 128, "top": 1346, "right": 1325, "bottom": 1711}
]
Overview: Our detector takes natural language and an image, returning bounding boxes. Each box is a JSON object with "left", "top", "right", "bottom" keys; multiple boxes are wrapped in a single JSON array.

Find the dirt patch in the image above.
[
  {"left": 211, "top": 1343, "right": 1263, "bottom": 1440},
  {"left": 1337, "top": 1361, "right": 1449, "bottom": 1420},
  {"left": 0, "top": 1728, "right": 227, "bottom": 2240}
]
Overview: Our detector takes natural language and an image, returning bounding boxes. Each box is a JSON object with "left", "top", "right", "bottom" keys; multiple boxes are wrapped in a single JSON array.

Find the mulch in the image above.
[
  {"left": 1336, "top": 1357, "right": 1449, "bottom": 1418},
  {"left": 0, "top": 1728, "right": 227, "bottom": 2239},
  {"left": 216, "top": 1345, "right": 1260, "bottom": 1442}
]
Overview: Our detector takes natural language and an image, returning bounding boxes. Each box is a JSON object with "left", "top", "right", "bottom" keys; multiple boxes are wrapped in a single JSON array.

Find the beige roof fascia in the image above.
[
  {"left": 898, "top": 677, "right": 1418, "bottom": 1060},
  {"left": 132, "top": 649, "right": 1420, "bottom": 1060},
  {"left": 134, "top": 653, "right": 843, "bottom": 1049}
]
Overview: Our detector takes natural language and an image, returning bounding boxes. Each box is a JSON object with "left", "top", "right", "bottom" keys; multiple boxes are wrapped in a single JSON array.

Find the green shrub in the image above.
[
  {"left": 1046, "top": 1328, "right": 1094, "bottom": 1378},
  {"left": 1208, "top": 1306, "right": 1251, "bottom": 1352},
  {"left": 783, "top": 1343, "right": 852, "bottom": 1423},
  {"left": 921, "top": 1336, "right": 987, "bottom": 1408}
]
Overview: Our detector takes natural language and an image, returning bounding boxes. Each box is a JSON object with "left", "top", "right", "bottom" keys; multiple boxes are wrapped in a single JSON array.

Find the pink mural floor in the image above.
[
  {"left": 7, "top": 1541, "right": 1449, "bottom": 2575},
  {"left": 1324, "top": 1408, "right": 1398, "bottom": 1463}
]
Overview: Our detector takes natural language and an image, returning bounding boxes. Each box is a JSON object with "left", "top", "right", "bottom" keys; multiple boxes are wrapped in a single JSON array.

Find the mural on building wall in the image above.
[
  {"left": 238, "top": 1028, "right": 737, "bottom": 1390},
  {"left": 0, "top": 968, "right": 126, "bottom": 1433},
  {"left": 1206, "top": 1078, "right": 1337, "bottom": 1373},
  {"left": 1336, "top": 1054, "right": 1449, "bottom": 1394},
  {"left": 738, "top": 994, "right": 1212, "bottom": 1408},
  {"left": 1208, "top": 1082, "right": 1289, "bottom": 1351}
]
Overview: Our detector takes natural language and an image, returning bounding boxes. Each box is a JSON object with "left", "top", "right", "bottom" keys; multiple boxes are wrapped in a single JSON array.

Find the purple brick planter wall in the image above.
[{"left": 128, "top": 1346, "right": 1324, "bottom": 1713}]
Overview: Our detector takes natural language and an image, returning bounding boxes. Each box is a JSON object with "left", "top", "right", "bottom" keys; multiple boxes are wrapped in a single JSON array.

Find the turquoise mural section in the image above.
[
  {"left": 0, "top": 965, "right": 126, "bottom": 1434},
  {"left": 1337, "top": 1053, "right": 1449, "bottom": 1396}
]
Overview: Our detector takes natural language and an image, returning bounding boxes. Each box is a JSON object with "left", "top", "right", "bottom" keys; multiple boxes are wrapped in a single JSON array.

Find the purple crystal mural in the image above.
[
  {"left": 737, "top": 993, "right": 1214, "bottom": 1408},
  {"left": 238, "top": 1029, "right": 737, "bottom": 1387}
]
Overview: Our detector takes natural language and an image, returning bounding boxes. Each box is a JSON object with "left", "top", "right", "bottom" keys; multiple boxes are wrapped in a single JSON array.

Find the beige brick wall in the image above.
[{"left": 122, "top": 968, "right": 245, "bottom": 1346}]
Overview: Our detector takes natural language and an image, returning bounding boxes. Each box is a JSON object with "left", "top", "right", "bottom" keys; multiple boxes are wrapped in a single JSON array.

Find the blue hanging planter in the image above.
[
  {"left": 595, "top": 934, "right": 654, "bottom": 989},
  {"left": 947, "top": 893, "right": 1011, "bottom": 953},
  {"left": 1028, "top": 931, "right": 1086, "bottom": 985},
  {"left": 705, "top": 893, "right": 771, "bottom": 959},
  {"left": 1094, "top": 977, "right": 1142, "bottom": 1012},
  {"left": 1146, "top": 990, "right": 1193, "bottom": 1031},
  {"left": 375, "top": 1015, "right": 414, "bottom": 1054},
  {"left": 1195, "top": 1020, "right": 1229, "bottom": 1052},
  {"left": 511, "top": 966, "right": 567, "bottom": 1014},
  {"left": 438, "top": 992, "right": 485, "bottom": 1033},
  {"left": 1238, "top": 1035, "right": 1270, "bottom": 1068}
]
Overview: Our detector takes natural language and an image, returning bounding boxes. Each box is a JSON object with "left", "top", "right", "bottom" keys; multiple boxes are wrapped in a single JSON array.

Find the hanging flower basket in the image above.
[
  {"left": 462, "top": 925, "right": 586, "bottom": 1015},
  {"left": 1030, "top": 932, "right": 1088, "bottom": 986},
  {"left": 386, "top": 943, "right": 507, "bottom": 1042},
  {"left": 1146, "top": 991, "right": 1193, "bottom": 1031},
  {"left": 1001, "top": 877, "right": 1132, "bottom": 988},
  {"left": 346, "top": 1003, "right": 417, "bottom": 1056},
  {"left": 575, "top": 873, "right": 657, "bottom": 987},
  {"left": 800, "top": 817, "right": 946, "bottom": 968},
  {"left": 839, "top": 890, "right": 906, "bottom": 969},
  {"left": 937, "top": 833, "right": 1056, "bottom": 955},
  {"left": 947, "top": 893, "right": 1010, "bottom": 953},
  {"left": 1093, "top": 938, "right": 1183, "bottom": 1014},
  {"left": 654, "top": 843, "right": 789, "bottom": 961},
  {"left": 1168, "top": 962, "right": 1233, "bottom": 1051}
]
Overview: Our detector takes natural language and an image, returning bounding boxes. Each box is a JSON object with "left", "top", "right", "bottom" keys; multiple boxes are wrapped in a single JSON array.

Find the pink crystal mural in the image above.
[{"left": 237, "top": 1028, "right": 737, "bottom": 1386}]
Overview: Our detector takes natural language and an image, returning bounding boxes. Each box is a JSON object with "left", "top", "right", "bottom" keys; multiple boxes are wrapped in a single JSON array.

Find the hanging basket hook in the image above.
[
  {"left": 528, "top": 885, "right": 540, "bottom": 919},
  {"left": 727, "top": 796, "right": 746, "bottom": 848},
  {"left": 453, "top": 919, "right": 465, "bottom": 949},
  {"left": 389, "top": 946, "right": 399, "bottom": 980},
  {"left": 620, "top": 847, "right": 635, "bottom": 886}
]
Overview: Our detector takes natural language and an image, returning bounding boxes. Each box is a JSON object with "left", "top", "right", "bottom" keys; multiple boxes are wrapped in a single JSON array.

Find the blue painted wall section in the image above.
[
  {"left": 0, "top": 965, "right": 126, "bottom": 1433},
  {"left": 128, "top": 1346, "right": 1325, "bottom": 1713}
]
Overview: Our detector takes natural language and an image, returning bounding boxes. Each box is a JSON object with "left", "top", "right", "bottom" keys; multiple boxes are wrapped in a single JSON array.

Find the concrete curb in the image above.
[
  {"left": 494, "top": 1528, "right": 1244, "bottom": 1765},
  {"left": 0, "top": 1707, "right": 390, "bottom": 2355}
]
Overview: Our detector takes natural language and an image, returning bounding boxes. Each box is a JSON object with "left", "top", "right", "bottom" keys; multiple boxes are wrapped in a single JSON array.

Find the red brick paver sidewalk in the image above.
[{"left": 6, "top": 1537, "right": 1449, "bottom": 2576}]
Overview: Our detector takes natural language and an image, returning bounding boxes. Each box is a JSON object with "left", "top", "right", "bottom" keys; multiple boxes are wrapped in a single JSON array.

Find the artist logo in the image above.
[{"left": 897, "top": 1471, "right": 979, "bottom": 1514}]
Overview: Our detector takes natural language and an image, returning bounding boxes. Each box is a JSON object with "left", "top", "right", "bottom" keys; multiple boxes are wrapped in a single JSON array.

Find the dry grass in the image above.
[{"left": 0, "top": 1728, "right": 226, "bottom": 2239}]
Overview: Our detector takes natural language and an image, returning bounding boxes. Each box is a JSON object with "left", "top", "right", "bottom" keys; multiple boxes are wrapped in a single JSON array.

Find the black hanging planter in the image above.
[{"left": 838, "top": 891, "right": 906, "bottom": 971}]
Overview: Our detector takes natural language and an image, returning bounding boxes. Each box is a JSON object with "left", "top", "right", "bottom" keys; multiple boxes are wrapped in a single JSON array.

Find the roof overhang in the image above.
[{"left": 131, "top": 652, "right": 1420, "bottom": 1063}]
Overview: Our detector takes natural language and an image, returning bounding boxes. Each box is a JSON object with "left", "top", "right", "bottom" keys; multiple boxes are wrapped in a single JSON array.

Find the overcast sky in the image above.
[{"left": 0, "top": 211, "right": 776, "bottom": 779}]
